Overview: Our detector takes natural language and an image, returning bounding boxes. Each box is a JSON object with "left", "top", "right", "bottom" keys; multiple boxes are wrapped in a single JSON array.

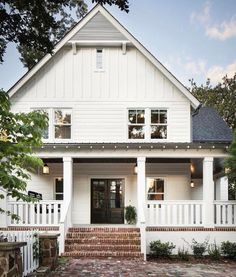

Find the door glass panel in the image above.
[
  {"left": 93, "top": 181, "right": 105, "bottom": 208},
  {"left": 109, "top": 180, "right": 123, "bottom": 208}
]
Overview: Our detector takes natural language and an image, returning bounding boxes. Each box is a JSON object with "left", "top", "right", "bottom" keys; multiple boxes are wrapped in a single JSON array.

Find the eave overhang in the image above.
[{"left": 37, "top": 142, "right": 230, "bottom": 151}]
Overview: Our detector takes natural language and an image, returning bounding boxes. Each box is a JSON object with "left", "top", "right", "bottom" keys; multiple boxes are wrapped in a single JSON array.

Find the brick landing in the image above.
[{"left": 62, "top": 227, "right": 143, "bottom": 259}]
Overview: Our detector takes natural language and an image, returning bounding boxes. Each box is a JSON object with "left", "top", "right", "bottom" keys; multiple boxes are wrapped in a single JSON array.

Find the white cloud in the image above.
[
  {"left": 184, "top": 60, "right": 206, "bottom": 76},
  {"left": 207, "top": 61, "right": 236, "bottom": 83},
  {"left": 206, "top": 16, "right": 236, "bottom": 40},
  {"left": 191, "top": 1, "right": 236, "bottom": 41},
  {"left": 190, "top": 1, "right": 211, "bottom": 25}
]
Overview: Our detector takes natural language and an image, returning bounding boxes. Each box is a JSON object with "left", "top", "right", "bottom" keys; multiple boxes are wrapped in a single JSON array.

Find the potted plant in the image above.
[{"left": 125, "top": 205, "right": 137, "bottom": 224}]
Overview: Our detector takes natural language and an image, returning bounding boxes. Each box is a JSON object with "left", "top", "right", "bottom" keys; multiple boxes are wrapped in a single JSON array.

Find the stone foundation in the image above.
[
  {"left": 0, "top": 242, "right": 26, "bottom": 277},
  {"left": 39, "top": 233, "right": 59, "bottom": 270}
]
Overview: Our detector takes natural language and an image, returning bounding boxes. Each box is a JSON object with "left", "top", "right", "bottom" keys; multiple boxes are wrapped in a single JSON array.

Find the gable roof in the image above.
[
  {"left": 192, "top": 107, "right": 232, "bottom": 143},
  {"left": 8, "top": 4, "right": 200, "bottom": 108}
]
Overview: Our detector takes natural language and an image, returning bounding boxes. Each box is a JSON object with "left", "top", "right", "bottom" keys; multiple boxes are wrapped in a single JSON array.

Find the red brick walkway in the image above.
[{"left": 50, "top": 258, "right": 236, "bottom": 276}]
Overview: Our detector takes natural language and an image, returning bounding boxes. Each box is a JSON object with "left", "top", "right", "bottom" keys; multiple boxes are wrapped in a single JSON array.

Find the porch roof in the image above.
[
  {"left": 192, "top": 107, "right": 233, "bottom": 143},
  {"left": 39, "top": 142, "right": 229, "bottom": 150}
]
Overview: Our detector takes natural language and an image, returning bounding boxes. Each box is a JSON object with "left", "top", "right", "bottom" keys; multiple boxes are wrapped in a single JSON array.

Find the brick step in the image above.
[
  {"left": 66, "top": 232, "right": 140, "bottom": 239},
  {"left": 65, "top": 244, "right": 141, "bottom": 252},
  {"left": 65, "top": 237, "right": 141, "bottom": 245},
  {"left": 68, "top": 227, "right": 140, "bottom": 233},
  {"left": 62, "top": 251, "right": 143, "bottom": 258}
]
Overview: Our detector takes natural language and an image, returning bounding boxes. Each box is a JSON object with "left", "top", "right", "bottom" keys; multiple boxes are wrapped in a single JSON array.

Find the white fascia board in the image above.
[
  {"left": 8, "top": 5, "right": 102, "bottom": 98},
  {"left": 98, "top": 8, "right": 200, "bottom": 109}
]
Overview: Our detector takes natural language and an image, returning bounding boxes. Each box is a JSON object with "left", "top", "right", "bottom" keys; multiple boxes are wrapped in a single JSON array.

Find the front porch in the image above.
[{"left": 1, "top": 143, "right": 236, "bottom": 258}]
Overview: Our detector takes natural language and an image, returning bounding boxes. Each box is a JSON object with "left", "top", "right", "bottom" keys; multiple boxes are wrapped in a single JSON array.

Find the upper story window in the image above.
[
  {"left": 128, "top": 108, "right": 167, "bottom": 140},
  {"left": 32, "top": 108, "right": 72, "bottom": 141},
  {"left": 54, "top": 109, "right": 71, "bottom": 139},
  {"left": 147, "top": 178, "right": 165, "bottom": 200},
  {"left": 128, "top": 109, "right": 145, "bottom": 139},
  {"left": 96, "top": 49, "right": 103, "bottom": 70},
  {"left": 151, "top": 109, "right": 167, "bottom": 139}
]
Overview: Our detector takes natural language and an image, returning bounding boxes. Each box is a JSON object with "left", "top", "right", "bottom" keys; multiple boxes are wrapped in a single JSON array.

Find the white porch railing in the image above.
[
  {"left": 214, "top": 201, "right": 236, "bottom": 226},
  {"left": 7, "top": 200, "right": 63, "bottom": 226},
  {"left": 59, "top": 202, "right": 71, "bottom": 255},
  {"left": 3, "top": 230, "right": 39, "bottom": 276},
  {"left": 146, "top": 200, "right": 204, "bottom": 226}
]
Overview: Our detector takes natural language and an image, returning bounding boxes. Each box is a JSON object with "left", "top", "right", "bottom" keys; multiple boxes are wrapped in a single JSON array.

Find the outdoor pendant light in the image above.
[
  {"left": 42, "top": 164, "right": 50, "bottom": 174},
  {"left": 190, "top": 180, "right": 195, "bottom": 188}
]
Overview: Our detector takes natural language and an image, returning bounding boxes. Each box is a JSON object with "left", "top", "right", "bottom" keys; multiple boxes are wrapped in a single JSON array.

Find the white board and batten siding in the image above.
[{"left": 11, "top": 46, "right": 191, "bottom": 143}]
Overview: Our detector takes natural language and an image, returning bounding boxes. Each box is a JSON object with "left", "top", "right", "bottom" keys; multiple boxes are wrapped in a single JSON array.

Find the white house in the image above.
[{"left": 0, "top": 4, "right": 235, "bottom": 259}]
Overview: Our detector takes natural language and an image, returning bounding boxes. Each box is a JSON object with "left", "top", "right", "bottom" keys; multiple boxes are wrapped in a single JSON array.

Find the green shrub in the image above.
[
  {"left": 177, "top": 247, "right": 189, "bottom": 261},
  {"left": 125, "top": 205, "right": 137, "bottom": 224},
  {"left": 150, "top": 240, "right": 175, "bottom": 258},
  {"left": 184, "top": 238, "right": 209, "bottom": 258},
  {"left": 208, "top": 242, "right": 221, "bottom": 260},
  {"left": 221, "top": 241, "right": 236, "bottom": 259}
]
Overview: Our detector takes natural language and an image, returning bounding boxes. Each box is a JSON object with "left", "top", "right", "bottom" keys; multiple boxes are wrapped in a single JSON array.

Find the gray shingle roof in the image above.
[{"left": 192, "top": 106, "right": 233, "bottom": 143}]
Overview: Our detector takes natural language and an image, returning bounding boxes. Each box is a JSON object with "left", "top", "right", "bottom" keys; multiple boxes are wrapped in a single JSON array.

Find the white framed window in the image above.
[
  {"left": 147, "top": 178, "right": 165, "bottom": 200},
  {"left": 128, "top": 109, "right": 145, "bottom": 139},
  {"left": 96, "top": 49, "right": 103, "bottom": 70},
  {"left": 150, "top": 109, "right": 167, "bottom": 139},
  {"left": 127, "top": 108, "right": 168, "bottom": 140},
  {"left": 55, "top": 177, "right": 63, "bottom": 200},
  {"left": 54, "top": 109, "right": 72, "bottom": 139}
]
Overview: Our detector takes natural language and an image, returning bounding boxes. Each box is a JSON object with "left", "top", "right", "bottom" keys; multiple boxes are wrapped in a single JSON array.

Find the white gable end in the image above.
[{"left": 71, "top": 11, "right": 127, "bottom": 41}]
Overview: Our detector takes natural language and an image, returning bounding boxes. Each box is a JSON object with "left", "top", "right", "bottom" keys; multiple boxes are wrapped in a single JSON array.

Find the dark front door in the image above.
[{"left": 91, "top": 179, "right": 124, "bottom": 224}]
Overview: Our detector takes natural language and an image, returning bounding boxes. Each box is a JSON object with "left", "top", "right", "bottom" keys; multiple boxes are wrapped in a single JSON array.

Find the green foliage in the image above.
[
  {"left": 0, "top": 90, "right": 48, "bottom": 217},
  {"left": 221, "top": 241, "right": 236, "bottom": 259},
  {"left": 33, "top": 233, "right": 40, "bottom": 261},
  {"left": 208, "top": 242, "right": 221, "bottom": 260},
  {"left": 150, "top": 240, "right": 175, "bottom": 258},
  {"left": 184, "top": 237, "right": 209, "bottom": 258},
  {"left": 190, "top": 73, "right": 236, "bottom": 130},
  {"left": 125, "top": 205, "right": 137, "bottom": 224},
  {"left": 0, "top": 0, "right": 129, "bottom": 68},
  {"left": 177, "top": 247, "right": 189, "bottom": 261},
  {"left": 225, "top": 130, "right": 236, "bottom": 199}
]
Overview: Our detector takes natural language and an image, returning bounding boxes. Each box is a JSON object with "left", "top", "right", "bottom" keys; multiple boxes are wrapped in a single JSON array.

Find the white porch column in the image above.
[
  {"left": 63, "top": 157, "right": 73, "bottom": 227},
  {"left": 203, "top": 157, "right": 214, "bottom": 228},
  {"left": 137, "top": 157, "right": 146, "bottom": 225}
]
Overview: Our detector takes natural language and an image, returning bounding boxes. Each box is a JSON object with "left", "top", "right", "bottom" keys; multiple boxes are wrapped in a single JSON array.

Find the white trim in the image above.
[{"left": 8, "top": 5, "right": 200, "bottom": 108}]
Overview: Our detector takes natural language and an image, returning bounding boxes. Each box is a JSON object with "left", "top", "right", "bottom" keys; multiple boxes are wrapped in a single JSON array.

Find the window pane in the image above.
[
  {"left": 148, "top": 194, "right": 164, "bottom": 200},
  {"left": 128, "top": 110, "right": 136, "bottom": 124},
  {"left": 151, "top": 110, "right": 159, "bottom": 124},
  {"left": 55, "top": 178, "right": 63, "bottom": 193},
  {"left": 137, "top": 110, "right": 145, "bottom": 123},
  {"left": 56, "top": 194, "right": 63, "bottom": 200},
  {"left": 128, "top": 126, "right": 145, "bottom": 139},
  {"left": 160, "top": 111, "right": 167, "bottom": 123},
  {"left": 151, "top": 125, "right": 167, "bottom": 139},
  {"left": 154, "top": 179, "right": 164, "bottom": 193},
  {"left": 54, "top": 110, "right": 71, "bottom": 124},
  {"left": 55, "top": 126, "right": 71, "bottom": 139},
  {"left": 96, "top": 49, "right": 103, "bottom": 69}
]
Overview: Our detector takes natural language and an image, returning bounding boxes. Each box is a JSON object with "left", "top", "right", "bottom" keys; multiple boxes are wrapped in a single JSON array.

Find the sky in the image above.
[{"left": 1, "top": 0, "right": 236, "bottom": 91}]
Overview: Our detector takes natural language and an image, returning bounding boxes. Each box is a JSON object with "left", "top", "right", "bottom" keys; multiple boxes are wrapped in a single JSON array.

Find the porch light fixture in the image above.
[
  {"left": 190, "top": 180, "right": 195, "bottom": 188},
  {"left": 190, "top": 164, "right": 195, "bottom": 174},
  {"left": 134, "top": 163, "right": 138, "bottom": 174},
  {"left": 42, "top": 164, "right": 50, "bottom": 174}
]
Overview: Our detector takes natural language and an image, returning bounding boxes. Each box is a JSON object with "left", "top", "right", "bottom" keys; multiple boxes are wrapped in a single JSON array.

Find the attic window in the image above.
[{"left": 96, "top": 49, "right": 103, "bottom": 70}]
